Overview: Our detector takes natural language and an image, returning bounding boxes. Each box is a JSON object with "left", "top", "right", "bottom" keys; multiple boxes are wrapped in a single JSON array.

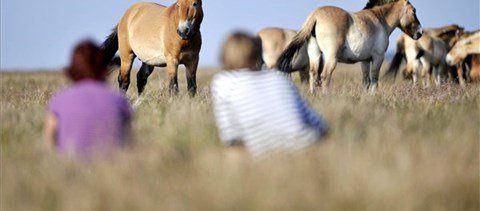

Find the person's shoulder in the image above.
[
  {"left": 49, "top": 85, "right": 75, "bottom": 103},
  {"left": 83, "top": 81, "right": 120, "bottom": 95},
  {"left": 81, "top": 81, "right": 127, "bottom": 103},
  {"left": 213, "top": 70, "right": 245, "bottom": 79},
  {"left": 212, "top": 70, "right": 244, "bottom": 85},
  {"left": 267, "top": 69, "right": 289, "bottom": 78},
  {"left": 47, "top": 86, "right": 75, "bottom": 112}
]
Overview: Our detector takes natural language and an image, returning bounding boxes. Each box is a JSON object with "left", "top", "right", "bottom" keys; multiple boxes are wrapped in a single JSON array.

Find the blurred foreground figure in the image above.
[
  {"left": 211, "top": 32, "right": 328, "bottom": 158},
  {"left": 44, "top": 40, "right": 133, "bottom": 160}
]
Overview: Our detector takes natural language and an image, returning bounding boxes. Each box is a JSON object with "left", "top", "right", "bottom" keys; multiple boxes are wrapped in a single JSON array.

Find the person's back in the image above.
[
  {"left": 48, "top": 80, "right": 131, "bottom": 158},
  {"left": 44, "top": 40, "right": 132, "bottom": 160},
  {"left": 212, "top": 32, "right": 328, "bottom": 158},
  {"left": 212, "top": 69, "right": 327, "bottom": 157}
]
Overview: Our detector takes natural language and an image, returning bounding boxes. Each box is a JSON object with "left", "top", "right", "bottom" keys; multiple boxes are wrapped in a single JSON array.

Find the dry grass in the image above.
[{"left": 1, "top": 65, "right": 479, "bottom": 211}]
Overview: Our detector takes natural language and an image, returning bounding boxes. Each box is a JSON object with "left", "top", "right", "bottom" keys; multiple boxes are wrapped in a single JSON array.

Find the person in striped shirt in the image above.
[{"left": 211, "top": 32, "right": 328, "bottom": 158}]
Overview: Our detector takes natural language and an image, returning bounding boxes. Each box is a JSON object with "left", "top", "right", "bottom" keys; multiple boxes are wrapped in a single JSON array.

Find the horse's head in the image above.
[
  {"left": 398, "top": 0, "right": 423, "bottom": 40},
  {"left": 438, "top": 25, "right": 465, "bottom": 48},
  {"left": 447, "top": 29, "right": 468, "bottom": 50},
  {"left": 446, "top": 49, "right": 462, "bottom": 66},
  {"left": 446, "top": 33, "right": 480, "bottom": 66},
  {"left": 175, "top": 0, "right": 203, "bottom": 40}
]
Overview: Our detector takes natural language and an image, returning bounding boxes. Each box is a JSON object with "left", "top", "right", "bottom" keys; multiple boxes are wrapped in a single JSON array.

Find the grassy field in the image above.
[{"left": 1, "top": 65, "right": 479, "bottom": 211}]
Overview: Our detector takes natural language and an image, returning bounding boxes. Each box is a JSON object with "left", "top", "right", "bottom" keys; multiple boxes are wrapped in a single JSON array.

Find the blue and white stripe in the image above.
[{"left": 211, "top": 69, "right": 328, "bottom": 158}]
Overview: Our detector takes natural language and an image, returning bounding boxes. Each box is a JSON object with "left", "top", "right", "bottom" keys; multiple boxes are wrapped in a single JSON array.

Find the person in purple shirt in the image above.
[{"left": 44, "top": 40, "right": 133, "bottom": 159}]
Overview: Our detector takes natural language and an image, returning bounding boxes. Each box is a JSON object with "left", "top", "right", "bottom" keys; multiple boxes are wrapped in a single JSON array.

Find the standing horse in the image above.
[
  {"left": 385, "top": 31, "right": 450, "bottom": 87},
  {"left": 102, "top": 0, "right": 203, "bottom": 96},
  {"left": 256, "top": 27, "right": 314, "bottom": 83},
  {"left": 404, "top": 33, "right": 448, "bottom": 87},
  {"left": 446, "top": 31, "right": 480, "bottom": 84},
  {"left": 277, "top": 0, "right": 423, "bottom": 93},
  {"left": 384, "top": 24, "right": 464, "bottom": 86}
]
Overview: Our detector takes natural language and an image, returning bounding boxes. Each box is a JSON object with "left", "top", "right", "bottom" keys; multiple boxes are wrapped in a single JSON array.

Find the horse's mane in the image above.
[{"left": 363, "top": 0, "right": 401, "bottom": 9}]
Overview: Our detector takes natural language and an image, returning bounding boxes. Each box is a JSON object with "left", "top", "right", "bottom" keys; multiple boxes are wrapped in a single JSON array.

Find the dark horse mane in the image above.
[{"left": 363, "top": 0, "right": 402, "bottom": 9}]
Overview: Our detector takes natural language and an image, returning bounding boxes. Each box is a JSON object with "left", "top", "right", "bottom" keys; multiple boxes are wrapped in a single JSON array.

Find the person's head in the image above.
[
  {"left": 66, "top": 40, "right": 108, "bottom": 82},
  {"left": 220, "top": 31, "right": 263, "bottom": 71}
]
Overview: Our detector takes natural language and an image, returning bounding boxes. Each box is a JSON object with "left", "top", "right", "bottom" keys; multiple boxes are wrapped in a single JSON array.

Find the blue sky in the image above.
[{"left": 1, "top": 0, "right": 479, "bottom": 70}]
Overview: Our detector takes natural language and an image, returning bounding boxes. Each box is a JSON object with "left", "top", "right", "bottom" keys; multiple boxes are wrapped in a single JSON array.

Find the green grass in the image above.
[{"left": 1, "top": 65, "right": 479, "bottom": 211}]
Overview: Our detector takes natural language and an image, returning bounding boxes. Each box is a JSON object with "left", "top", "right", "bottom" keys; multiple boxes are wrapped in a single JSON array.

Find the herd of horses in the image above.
[
  {"left": 101, "top": 0, "right": 478, "bottom": 97},
  {"left": 384, "top": 25, "right": 480, "bottom": 87}
]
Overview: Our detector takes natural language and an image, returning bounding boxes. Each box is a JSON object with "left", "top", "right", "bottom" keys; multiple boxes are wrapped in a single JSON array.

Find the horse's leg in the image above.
[
  {"left": 166, "top": 57, "right": 179, "bottom": 96},
  {"left": 185, "top": 57, "right": 199, "bottom": 97},
  {"left": 434, "top": 63, "right": 445, "bottom": 86},
  {"left": 457, "top": 63, "right": 466, "bottom": 86},
  {"left": 420, "top": 58, "right": 431, "bottom": 88},
  {"left": 299, "top": 68, "right": 310, "bottom": 84},
  {"left": 319, "top": 55, "right": 337, "bottom": 90},
  {"left": 465, "top": 58, "right": 473, "bottom": 83},
  {"left": 440, "top": 57, "right": 449, "bottom": 84},
  {"left": 309, "top": 57, "right": 322, "bottom": 94},
  {"left": 136, "top": 62, "right": 154, "bottom": 95},
  {"left": 307, "top": 41, "right": 322, "bottom": 94},
  {"left": 118, "top": 50, "right": 135, "bottom": 93},
  {"left": 411, "top": 60, "right": 421, "bottom": 86},
  {"left": 369, "top": 55, "right": 384, "bottom": 92},
  {"left": 361, "top": 61, "right": 371, "bottom": 91}
]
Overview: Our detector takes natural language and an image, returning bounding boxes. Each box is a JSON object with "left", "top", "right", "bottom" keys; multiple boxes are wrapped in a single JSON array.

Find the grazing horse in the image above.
[
  {"left": 102, "top": 0, "right": 203, "bottom": 96},
  {"left": 256, "top": 27, "right": 314, "bottom": 83},
  {"left": 277, "top": 0, "right": 423, "bottom": 93},
  {"left": 446, "top": 31, "right": 480, "bottom": 84},
  {"left": 384, "top": 24, "right": 464, "bottom": 86}
]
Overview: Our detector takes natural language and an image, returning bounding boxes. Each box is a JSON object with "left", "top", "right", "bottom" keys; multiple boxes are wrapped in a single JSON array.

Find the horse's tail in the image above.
[
  {"left": 101, "top": 26, "right": 119, "bottom": 66},
  {"left": 277, "top": 14, "right": 316, "bottom": 73},
  {"left": 383, "top": 37, "right": 405, "bottom": 81}
]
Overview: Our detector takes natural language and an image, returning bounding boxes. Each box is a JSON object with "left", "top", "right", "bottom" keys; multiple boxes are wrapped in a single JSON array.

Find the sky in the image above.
[{"left": 1, "top": 0, "right": 479, "bottom": 70}]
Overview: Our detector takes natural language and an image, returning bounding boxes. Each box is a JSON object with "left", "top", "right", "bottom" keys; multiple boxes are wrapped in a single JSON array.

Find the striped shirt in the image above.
[{"left": 211, "top": 69, "right": 328, "bottom": 158}]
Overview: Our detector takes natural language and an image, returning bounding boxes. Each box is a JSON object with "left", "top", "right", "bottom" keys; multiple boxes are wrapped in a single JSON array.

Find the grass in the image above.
[{"left": 1, "top": 65, "right": 479, "bottom": 211}]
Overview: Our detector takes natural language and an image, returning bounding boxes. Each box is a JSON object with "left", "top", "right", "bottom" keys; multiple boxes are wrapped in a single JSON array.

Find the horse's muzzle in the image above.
[
  {"left": 413, "top": 27, "right": 423, "bottom": 40},
  {"left": 177, "top": 28, "right": 192, "bottom": 40},
  {"left": 446, "top": 54, "right": 456, "bottom": 66}
]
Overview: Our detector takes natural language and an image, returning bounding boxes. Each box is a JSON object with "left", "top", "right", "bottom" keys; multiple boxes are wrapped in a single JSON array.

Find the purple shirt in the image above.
[{"left": 48, "top": 80, "right": 132, "bottom": 158}]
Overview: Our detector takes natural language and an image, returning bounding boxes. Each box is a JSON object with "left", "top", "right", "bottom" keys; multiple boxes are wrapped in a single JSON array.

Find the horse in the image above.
[
  {"left": 256, "top": 27, "right": 313, "bottom": 83},
  {"left": 403, "top": 34, "right": 448, "bottom": 87},
  {"left": 277, "top": 0, "right": 423, "bottom": 93},
  {"left": 102, "top": 0, "right": 203, "bottom": 96},
  {"left": 446, "top": 31, "right": 480, "bottom": 84},
  {"left": 384, "top": 24, "right": 464, "bottom": 86}
]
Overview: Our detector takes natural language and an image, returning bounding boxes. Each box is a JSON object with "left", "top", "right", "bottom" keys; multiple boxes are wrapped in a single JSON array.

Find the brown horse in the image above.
[
  {"left": 384, "top": 25, "right": 464, "bottom": 87},
  {"left": 102, "top": 0, "right": 203, "bottom": 96},
  {"left": 278, "top": 0, "right": 423, "bottom": 93},
  {"left": 463, "top": 55, "right": 480, "bottom": 82},
  {"left": 256, "top": 27, "right": 313, "bottom": 83},
  {"left": 446, "top": 31, "right": 480, "bottom": 84}
]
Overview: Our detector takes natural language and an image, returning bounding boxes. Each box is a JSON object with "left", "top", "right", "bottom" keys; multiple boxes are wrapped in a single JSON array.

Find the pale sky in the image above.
[{"left": 1, "top": 0, "right": 479, "bottom": 70}]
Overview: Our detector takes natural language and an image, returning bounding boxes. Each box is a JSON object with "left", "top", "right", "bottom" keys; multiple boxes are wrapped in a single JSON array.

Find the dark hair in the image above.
[{"left": 66, "top": 40, "right": 108, "bottom": 82}]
